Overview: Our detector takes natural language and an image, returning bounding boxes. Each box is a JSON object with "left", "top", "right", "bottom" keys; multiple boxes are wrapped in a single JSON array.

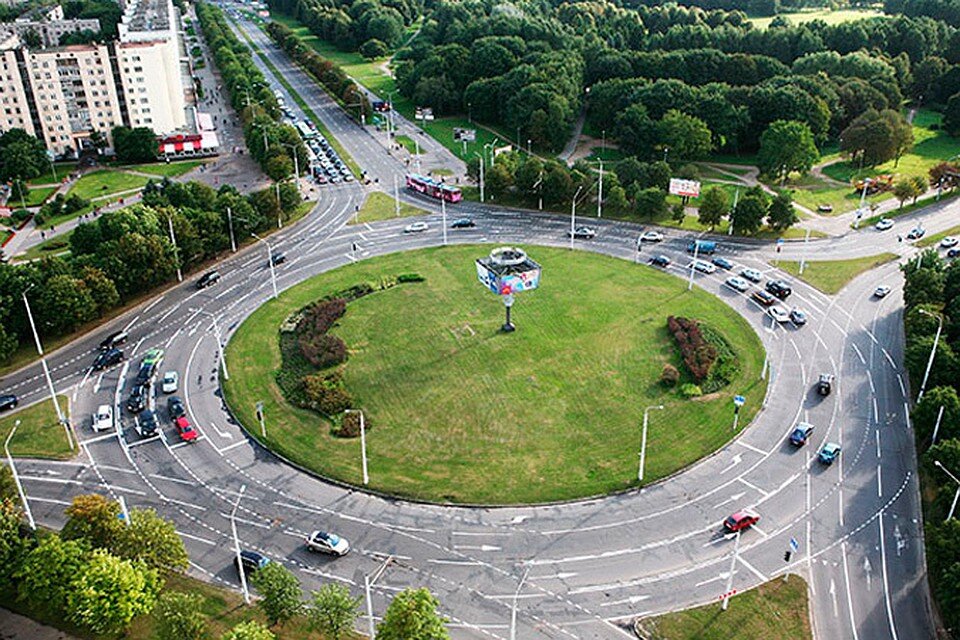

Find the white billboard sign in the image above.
[{"left": 669, "top": 178, "right": 701, "bottom": 198}]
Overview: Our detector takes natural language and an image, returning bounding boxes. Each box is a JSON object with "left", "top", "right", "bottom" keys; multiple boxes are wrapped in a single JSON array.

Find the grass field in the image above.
[
  {"left": 16, "top": 232, "right": 72, "bottom": 262},
  {"left": 124, "top": 160, "right": 206, "bottom": 177},
  {"left": 224, "top": 245, "right": 767, "bottom": 504},
  {"left": 749, "top": 8, "right": 883, "bottom": 29},
  {"left": 68, "top": 169, "right": 151, "bottom": 202},
  {"left": 349, "top": 191, "right": 426, "bottom": 224},
  {"left": 0, "top": 395, "right": 73, "bottom": 459},
  {"left": 17, "top": 185, "right": 57, "bottom": 208},
  {"left": 777, "top": 252, "right": 898, "bottom": 294},
  {"left": 637, "top": 575, "right": 811, "bottom": 640},
  {"left": 27, "top": 162, "right": 77, "bottom": 187}
]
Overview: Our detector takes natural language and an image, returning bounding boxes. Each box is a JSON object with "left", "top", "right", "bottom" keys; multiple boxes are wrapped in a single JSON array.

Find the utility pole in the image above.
[
  {"left": 596, "top": 159, "right": 603, "bottom": 218},
  {"left": 167, "top": 214, "right": 182, "bottom": 282},
  {"left": 510, "top": 567, "right": 530, "bottom": 640},
  {"left": 722, "top": 530, "right": 741, "bottom": 611},
  {"left": 21, "top": 286, "right": 70, "bottom": 448},
  {"left": 194, "top": 309, "right": 229, "bottom": 380},
  {"left": 441, "top": 196, "right": 447, "bottom": 246},
  {"left": 799, "top": 229, "right": 811, "bottom": 275},
  {"left": 917, "top": 309, "right": 942, "bottom": 403},
  {"left": 570, "top": 185, "right": 583, "bottom": 250},
  {"left": 230, "top": 485, "right": 250, "bottom": 604},
  {"left": 5, "top": 420, "right": 35, "bottom": 530},
  {"left": 474, "top": 152, "right": 485, "bottom": 203},
  {"left": 687, "top": 241, "right": 700, "bottom": 291},
  {"left": 934, "top": 460, "right": 960, "bottom": 521},
  {"left": 275, "top": 181, "right": 283, "bottom": 228}
]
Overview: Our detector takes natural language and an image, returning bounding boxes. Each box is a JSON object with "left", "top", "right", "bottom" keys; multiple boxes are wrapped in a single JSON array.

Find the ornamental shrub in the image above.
[
  {"left": 660, "top": 364, "right": 680, "bottom": 387},
  {"left": 303, "top": 373, "right": 352, "bottom": 416},
  {"left": 680, "top": 383, "right": 702, "bottom": 398},
  {"left": 667, "top": 316, "right": 717, "bottom": 382}
]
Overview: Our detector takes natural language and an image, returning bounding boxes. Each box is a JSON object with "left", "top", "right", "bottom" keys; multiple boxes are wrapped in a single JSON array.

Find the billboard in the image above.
[
  {"left": 453, "top": 128, "right": 476, "bottom": 142},
  {"left": 476, "top": 257, "right": 541, "bottom": 295},
  {"left": 415, "top": 107, "right": 434, "bottom": 121},
  {"left": 476, "top": 260, "right": 499, "bottom": 294},
  {"left": 669, "top": 178, "right": 701, "bottom": 198}
]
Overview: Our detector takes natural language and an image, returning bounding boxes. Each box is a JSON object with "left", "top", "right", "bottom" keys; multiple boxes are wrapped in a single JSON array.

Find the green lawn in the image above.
[
  {"left": 123, "top": 160, "right": 206, "bottom": 177},
  {"left": 68, "top": 170, "right": 152, "bottom": 202},
  {"left": 27, "top": 162, "right": 77, "bottom": 187},
  {"left": 17, "top": 185, "right": 57, "bottom": 208},
  {"left": 0, "top": 395, "right": 73, "bottom": 459},
  {"left": 750, "top": 8, "right": 883, "bottom": 28},
  {"left": 349, "top": 191, "right": 426, "bottom": 224},
  {"left": 395, "top": 134, "right": 417, "bottom": 154},
  {"left": 785, "top": 173, "right": 890, "bottom": 216},
  {"left": 15, "top": 231, "right": 72, "bottom": 262},
  {"left": 777, "top": 252, "right": 898, "bottom": 294},
  {"left": 637, "top": 575, "right": 811, "bottom": 640},
  {"left": 223, "top": 245, "right": 767, "bottom": 504}
]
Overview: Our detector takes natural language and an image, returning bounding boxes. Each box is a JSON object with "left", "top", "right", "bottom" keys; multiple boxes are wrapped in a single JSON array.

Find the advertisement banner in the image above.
[
  {"left": 669, "top": 178, "right": 701, "bottom": 198},
  {"left": 476, "top": 260, "right": 499, "bottom": 294},
  {"left": 453, "top": 128, "right": 476, "bottom": 142},
  {"left": 499, "top": 268, "right": 541, "bottom": 294}
]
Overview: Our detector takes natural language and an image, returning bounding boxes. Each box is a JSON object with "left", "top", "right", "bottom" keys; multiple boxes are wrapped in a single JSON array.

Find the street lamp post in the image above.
[
  {"left": 441, "top": 196, "right": 447, "bottom": 246},
  {"left": 934, "top": 460, "right": 960, "bottom": 521},
  {"left": 638, "top": 405, "right": 664, "bottom": 482},
  {"left": 4, "top": 420, "right": 35, "bottom": 530},
  {"left": 570, "top": 185, "right": 584, "bottom": 251},
  {"left": 21, "top": 286, "right": 70, "bottom": 449},
  {"left": 226, "top": 206, "right": 237, "bottom": 252},
  {"left": 230, "top": 484, "right": 250, "bottom": 604},
  {"left": 509, "top": 567, "right": 530, "bottom": 640},
  {"left": 281, "top": 142, "right": 300, "bottom": 181},
  {"left": 721, "top": 530, "right": 741, "bottom": 611},
  {"left": 274, "top": 181, "right": 283, "bottom": 228},
  {"left": 345, "top": 409, "right": 368, "bottom": 485},
  {"left": 687, "top": 241, "right": 700, "bottom": 291},
  {"left": 473, "top": 152, "right": 485, "bottom": 203},
  {"left": 250, "top": 232, "right": 278, "bottom": 300},
  {"left": 917, "top": 308, "right": 943, "bottom": 403},
  {"left": 167, "top": 214, "right": 183, "bottom": 282},
  {"left": 596, "top": 159, "right": 603, "bottom": 218}
]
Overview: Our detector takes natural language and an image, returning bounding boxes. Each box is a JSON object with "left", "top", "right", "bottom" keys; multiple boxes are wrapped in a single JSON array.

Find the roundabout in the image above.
[{"left": 223, "top": 245, "right": 766, "bottom": 504}]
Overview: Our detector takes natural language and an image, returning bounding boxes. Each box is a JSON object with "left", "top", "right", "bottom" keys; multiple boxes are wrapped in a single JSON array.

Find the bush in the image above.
[
  {"left": 299, "top": 333, "right": 348, "bottom": 368},
  {"left": 660, "top": 364, "right": 680, "bottom": 387},
  {"left": 300, "top": 298, "right": 346, "bottom": 336},
  {"left": 679, "top": 383, "right": 702, "bottom": 398},
  {"left": 10, "top": 209, "right": 30, "bottom": 225},
  {"left": 360, "top": 38, "right": 388, "bottom": 59},
  {"left": 335, "top": 410, "right": 369, "bottom": 438},
  {"left": 699, "top": 323, "right": 740, "bottom": 393},
  {"left": 303, "top": 372, "right": 353, "bottom": 416},
  {"left": 667, "top": 316, "right": 718, "bottom": 382},
  {"left": 397, "top": 273, "right": 425, "bottom": 283}
]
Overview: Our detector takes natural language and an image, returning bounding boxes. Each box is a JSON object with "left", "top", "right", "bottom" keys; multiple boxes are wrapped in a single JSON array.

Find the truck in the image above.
[{"left": 687, "top": 240, "right": 717, "bottom": 254}]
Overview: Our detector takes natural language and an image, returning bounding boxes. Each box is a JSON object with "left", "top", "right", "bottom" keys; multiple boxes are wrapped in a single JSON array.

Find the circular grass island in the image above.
[{"left": 223, "top": 245, "right": 767, "bottom": 505}]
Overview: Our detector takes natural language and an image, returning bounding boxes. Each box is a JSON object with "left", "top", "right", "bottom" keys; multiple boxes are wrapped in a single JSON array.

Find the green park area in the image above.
[
  {"left": 68, "top": 169, "right": 152, "bottom": 202},
  {"left": 349, "top": 191, "right": 426, "bottom": 224},
  {"left": 777, "top": 252, "right": 899, "bottom": 294},
  {"left": 224, "top": 245, "right": 766, "bottom": 504},
  {"left": 27, "top": 162, "right": 77, "bottom": 187},
  {"left": 121, "top": 159, "right": 206, "bottom": 177},
  {"left": 637, "top": 575, "right": 811, "bottom": 640},
  {"left": 0, "top": 395, "right": 73, "bottom": 459},
  {"left": 749, "top": 7, "right": 884, "bottom": 28}
]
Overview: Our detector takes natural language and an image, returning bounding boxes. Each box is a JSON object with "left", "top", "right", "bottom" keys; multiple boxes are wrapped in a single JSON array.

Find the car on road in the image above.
[
  {"left": 305, "top": 530, "right": 350, "bottom": 556},
  {"left": 768, "top": 305, "right": 790, "bottom": 323},
  {"left": 138, "top": 409, "right": 159, "bottom": 437},
  {"left": 168, "top": 396, "right": 186, "bottom": 419},
  {"left": 143, "top": 348, "right": 164, "bottom": 367},
  {"left": 875, "top": 218, "right": 894, "bottom": 231},
  {"left": 941, "top": 237, "right": 959, "bottom": 248},
  {"left": 817, "top": 373, "right": 834, "bottom": 396},
  {"left": 451, "top": 218, "right": 475, "bottom": 228},
  {"left": 907, "top": 226, "right": 926, "bottom": 240},
  {"left": 740, "top": 268, "right": 763, "bottom": 283},
  {"left": 712, "top": 256, "right": 733, "bottom": 270},
  {"left": 724, "top": 508, "right": 760, "bottom": 532},
  {"left": 0, "top": 394, "right": 17, "bottom": 412},
  {"left": 819, "top": 442, "right": 842, "bottom": 464},
  {"left": 135, "top": 362, "right": 156, "bottom": 386},
  {"left": 650, "top": 255, "right": 671, "bottom": 268},
  {"left": 725, "top": 276, "right": 749, "bottom": 292},
  {"left": 270, "top": 252, "right": 286, "bottom": 266},
  {"left": 92, "top": 405, "right": 113, "bottom": 432},
  {"left": 404, "top": 221, "right": 429, "bottom": 233},
  {"left": 99, "top": 330, "right": 128, "bottom": 350},
  {"left": 196, "top": 270, "right": 221, "bottom": 289},
  {"left": 765, "top": 279, "right": 792, "bottom": 299},
  {"left": 175, "top": 416, "right": 198, "bottom": 442},
  {"left": 949, "top": 248, "right": 960, "bottom": 259},
  {"left": 236, "top": 550, "right": 270, "bottom": 575},
  {"left": 790, "top": 309, "right": 808, "bottom": 326},
  {"left": 92, "top": 348, "right": 124, "bottom": 371},
  {"left": 687, "top": 240, "right": 717, "bottom": 254},
  {"left": 568, "top": 226, "right": 597, "bottom": 239},
  {"left": 639, "top": 231, "right": 663, "bottom": 243},
  {"left": 789, "top": 422, "right": 815, "bottom": 446},
  {"left": 751, "top": 289, "right": 777, "bottom": 306},
  {"left": 689, "top": 259, "right": 717, "bottom": 274},
  {"left": 126, "top": 384, "right": 147, "bottom": 414},
  {"left": 161, "top": 371, "right": 179, "bottom": 394},
  {"left": 874, "top": 285, "right": 892, "bottom": 298}
]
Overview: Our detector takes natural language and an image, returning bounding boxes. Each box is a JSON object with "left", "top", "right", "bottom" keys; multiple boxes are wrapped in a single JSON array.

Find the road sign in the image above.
[
  {"left": 790, "top": 537, "right": 800, "bottom": 552},
  {"left": 733, "top": 395, "right": 746, "bottom": 407}
]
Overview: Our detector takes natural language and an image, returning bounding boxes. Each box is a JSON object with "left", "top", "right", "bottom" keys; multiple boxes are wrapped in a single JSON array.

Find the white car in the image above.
[
  {"left": 689, "top": 259, "right": 717, "bottom": 274},
  {"left": 768, "top": 305, "right": 790, "bottom": 323},
  {"left": 874, "top": 285, "right": 892, "bottom": 298},
  {"left": 161, "top": 371, "right": 179, "bottom": 394},
  {"left": 639, "top": 231, "right": 663, "bottom": 243},
  {"left": 305, "top": 530, "right": 350, "bottom": 556},
  {"left": 875, "top": 218, "right": 894, "bottom": 231},
  {"left": 740, "top": 268, "right": 763, "bottom": 283},
  {"left": 92, "top": 404, "right": 113, "bottom": 432},
  {"left": 404, "top": 221, "right": 429, "bottom": 233},
  {"left": 941, "top": 237, "right": 959, "bottom": 248},
  {"left": 725, "top": 276, "right": 749, "bottom": 292}
]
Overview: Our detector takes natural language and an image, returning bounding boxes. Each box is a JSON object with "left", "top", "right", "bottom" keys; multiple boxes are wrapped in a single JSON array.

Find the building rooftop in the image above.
[{"left": 120, "top": 0, "right": 172, "bottom": 36}]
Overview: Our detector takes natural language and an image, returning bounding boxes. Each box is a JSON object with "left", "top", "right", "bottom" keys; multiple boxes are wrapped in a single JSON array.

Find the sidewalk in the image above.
[{"left": 0, "top": 608, "right": 78, "bottom": 640}]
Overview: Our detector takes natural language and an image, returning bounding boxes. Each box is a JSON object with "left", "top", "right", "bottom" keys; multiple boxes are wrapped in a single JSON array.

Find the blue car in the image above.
[
  {"left": 819, "top": 442, "right": 841, "bottom": 464},
  {"left": 789, "top": 422, "right": 815, "bottom": 446},
  {"left": 712, "top": 256, "right": 733, "bottom": 270}
]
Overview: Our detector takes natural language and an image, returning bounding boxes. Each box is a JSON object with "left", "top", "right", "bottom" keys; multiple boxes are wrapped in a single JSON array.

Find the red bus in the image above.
[{"left": 406, "top": 174, "right": 462, "bottom": 203}]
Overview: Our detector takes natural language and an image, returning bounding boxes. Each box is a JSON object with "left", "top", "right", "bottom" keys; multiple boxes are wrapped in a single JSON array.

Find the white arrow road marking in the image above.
[
  {"left": 720, "top": 453, "right": 742, "bottom": 475},
  {"left": 93, "top": 373, "right": 103, "bottom": 394},
  {"left": 531, "top": 572, "right": 578, "bottom": 581},
  {"left": 830, "top": 578, "right": 839, "bottom": 617},
  {"left": 569, "top": 577, "right": 649, "bottom": 595},
  {"left": 600, "top": 595, "right": 651, "bottom": 608},
  {"left": 509, "top": 515, "right": 529, "bottom": 524},
  {"left": 209, "top": 422, "right": 234, "bottom": 439},
  {"left": 427, "top": 559, "right": 484, "bottom": 566},
  {"left": 452, "top": 544, "right": 501, "bottom": 552},
  {"left": 864, "top": 556, "right": 873, "bottom": 591},
  {"left": 713, "top": 492, "right": 747, "bottom": 509},
  {"left": 695, "top": 572, "right": 730, "bottom": 587}
]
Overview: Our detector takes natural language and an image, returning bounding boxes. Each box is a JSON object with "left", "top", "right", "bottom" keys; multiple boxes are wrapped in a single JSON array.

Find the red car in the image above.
[
  {"left": 175, "top": 416, "right": 198, "bottom": 442},
  {"left": 724, "top": 508, "right": 760, "bottom": 532}
]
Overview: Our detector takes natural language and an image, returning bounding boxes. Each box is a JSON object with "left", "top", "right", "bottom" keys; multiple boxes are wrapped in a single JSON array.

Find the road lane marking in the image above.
[
  {"left": 737, "top": 556, "right": 768, "bottom": 582},
  {"left": 735, "top": 440, "right": 765, "bottom": 455},
  {"left": 879, "top": 512, "right": 899, "bottom": 640},
  {"left": 737, "top": 477, "right": 769, "bottom": 497},
  {"left": 851, "top": 343, "right": 865, "bottom": 364},
  {"left": 841, "top": 542, "right": 860, "bottom": 640},
  {"left": 177, "top": 530, "right": 216, "bottom": 546},
  {"left": 877, "top": 465, "right": 883, "bottom": 497}
]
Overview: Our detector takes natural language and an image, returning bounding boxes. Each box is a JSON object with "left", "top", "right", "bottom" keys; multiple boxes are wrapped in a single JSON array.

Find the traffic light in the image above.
[{"left": 784, "top": 550, "right": 792, "bottom": 562}]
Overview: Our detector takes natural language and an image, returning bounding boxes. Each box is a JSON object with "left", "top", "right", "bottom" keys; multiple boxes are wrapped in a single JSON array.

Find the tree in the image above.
[
  {"left": 0, "top": 129, "right": 48, "bottom": 181},
  {"left": 222, "top": 621, "right": 276, "bottom": 640},
  {"left": 757, "top": 120, "right": 819, "bottom": 180},
  {"left": 913, "top": 387, "right": 960, "bottom": 449},
  {"left": 766, "top": 191, "right": 798, "bottom": 231},
  {"left": 658, "top": 109, "right": 713, "bottom": 162},
  {"left": 911, "top": 175, "right": 928, "bottom": 203},
  {"left": 839, "top": 109, "right": 914, "bottom": 167},
  {"left": 359, "top": 38, "right": 388, "bottom": 59},
  {"left": 251, "top": 561, "right": 302, "bottom": 626},
  {"left": 905, "top": 336, "right": 957, "bottom": 392},
  {"left": 66, "top": 549, "right": 161, "bottom": 635},
  {"left": 0, "top": 322, "right": 17, "bottom": 365},
  {"left": 0, "top": 499, "right": 26, "bottom": 583},
  {"left": 903, "top": 264, "right": 945, "bottom": 309},
  {"left": 265, "top": 153, "right": 294, "bottom": 182},
  {"left": 112, "top": 508, "right": 189, "bottom": 573},
  {"left": 893, "top": 178, "right": 921, "bottom": 209},
  {"left": 731, "top": 192, "right": 767, "bottom": 235},
  {"left": 17, "top": 535, "right": 88, "bottom": 615},
  {"left": 112, "top": 126, "right": 158, "bottom": 163},
  {"left": 633, "top": 186, "right": 667, "bottom": 220},
  {"left": 156, "top": 591, "right": 207, "bottom": 640},
  {"left": 61, "top": 494, "right": 122, "bottom": 549},
  {"left": 485, "top": 163, "right": 514, "bottom": 199},
  {"left": 605, "top": 184, "right": 629, "bottom": 213},
  {"left": 670, "top": 201, "right": 686, "bottom": 223},
  {"left": 0, "top": 466, "right": 15, "bottom": 502},
  {"left": 698, "top": 186, "right": 728, "bottom": 229},
  {"left": 945, "top": 92, "right": 960, "bottom": 137},
  {"left": 377, "top": 588, "right": 449, "bottom": 640},
  {"left": 308, "top": 583, "right": 361, "bottom": 640}
]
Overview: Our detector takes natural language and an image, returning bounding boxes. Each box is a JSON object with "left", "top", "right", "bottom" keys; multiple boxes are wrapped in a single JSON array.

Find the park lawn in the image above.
[
  {"left": 125, "top": 160, "right": 206, "bottom": 177},
  {"left": 16, "top": 185, "right": 57, "bottom": 208},
  {"left": 777, "top": 252, "right": 899, "bottom": 294},
  {"left": 15, "top": 231, "right": 73, "bottom": 262},
  {"left": 636, "top": 575, "right": 811, "bottom": 640},
  {"left": 349, "top": 191, "right": 426, "bottom": 224},
  {"left": 27, "top": 162, "right": 77, "bottom": 187},
  {"left": 0, "top": 395, "right": 73, "bottom": 459},
  {"left": 223, "top": 245, "right": 767, "bottom": 504},
  {"left": 68, "top": 169, "right": 151, "bottom": 202},
  {"left": 749, "top": 7, "right": 883, "bottom": 28},
  {"left": 783, "top": 172, "right": 890, "bottom": 216},
  {"left": 395, "top": 134, "right": 417, "bottom": 154}
]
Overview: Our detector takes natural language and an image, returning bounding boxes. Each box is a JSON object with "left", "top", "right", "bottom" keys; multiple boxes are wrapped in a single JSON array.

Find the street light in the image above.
[
  {"left": 917, "top": 308, "right": 943, "bottom": 403},
  {"left": 4, "top": 419, "right": 35, "bottom": 530},
  {"left": 473, "top": 152, "right": 485, "bottom": 203},
  {"left": 192, "top": 308, "right": 229, "bottom": 381},
  {"left": 934, "top": 460, "right": 960, "bottom": 521},
  {"left": 250, "top": 232, "right": 278, "bottom": 300},
  {"left": 281, "top": 142, "right": 301, "bottom": 181},
  {"left": 570, "top": 185, "right": 584, "bottom": 250},
  {"left": 344, "top": 409, "right": 368, "bottom": 485},
  {"left": 509, "top": 566, "right": 530, "bottom": 640},
  {"left": 226, "top": 205, "right": 237, "bottom": 252},
  {"left": 638, "top": 405, "right": 664, "bottom": 482},
  {"left": 230, "top": 484, "right": 250, "bottom": 604},
  {"left": 21, "top": 284, "right": 71, "bottom": 450},
  {"left": 166, "top": 213, "right": 183, "bottom": 282}
]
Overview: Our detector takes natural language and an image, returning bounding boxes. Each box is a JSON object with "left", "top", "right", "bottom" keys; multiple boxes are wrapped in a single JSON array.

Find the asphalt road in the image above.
[{"left": 0, "top": 8, "right": 955, "bottom": 639}]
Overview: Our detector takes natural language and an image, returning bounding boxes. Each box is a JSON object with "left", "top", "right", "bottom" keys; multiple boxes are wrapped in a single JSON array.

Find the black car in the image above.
[
  {"left": 270, "top": 252, "right": 286, "bottom": 266},
  {"left": 138, "top": 409, "right": 159, "bottom": 437},
  {"left": 712, "top": 257, "right": 733, "bottom": 270},
  {"left": 451, "top": 218, "right": 476, "bottom": 229},
  {"left": 650, "top": 255, "right": 671, "bottom": 268},
  {"left": 817, "top": 374, "right": 834, "bottom": 396},
  {"left": 196, "top": 270, "right": 221, "bottom": 289},
  {"left": 126, "top": 384, "right": 147, "bottom": 414},
  {"left": 949, "top": 248, "right": 960, "bottom": 258},
  {"left": 765, "top": 279, "right": 792, "bottom": 300},
  {"left": 0, "top": 394, "right": 17, "bottom": 412},
  {"left": 751, "top": 289, "right": 777, "bottom": 306},
  {"left": 168, "top": 396, "right": 186, "bottom": 419},
  {"left": 92, "top": 348, "right": 124, "bottom": 371},
  {"left": 135, "top": 362, "right": 156, "bottom": 386},
  {"left": 236, "top": 550, "right": 271, "bottom": 575},
  {"left": 99, "top": 330, "right": 129, "bottom": 350}
]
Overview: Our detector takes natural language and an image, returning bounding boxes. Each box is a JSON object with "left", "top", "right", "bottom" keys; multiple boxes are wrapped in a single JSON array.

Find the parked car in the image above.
[
  {"left": 639, "top": 231, "right": 663, "bottom": 243},
  {"left": 751, "top": 290, "right": 777, "bottom": 306},
  {"left": 740, "top": 268, "right": 763, "bottom": 283},
  {"left": 305, "top": 530, "right": 350, "bottom": 556},
  {"left": 451, "top": 218, "right": 476, "bottom": 229},
  {"left": 404, "top": 221, "right": 429, "bottom": 233},
  {"left": 789, "top": 422, "right": 815, "bottom": 446},
  {"left": 175, "top": 416, "right": 198, "bottom": 442},
  {"left": 819, "top": 442, "right": 842, "bottom": 464},
  {"left": 236, "top": 550, "right": 270, "bottom": 575},
  {"left": 689, "top": 259, "right": 717, "bottom": 274},
  {"left": 789, "top": 309, "right": 808, "bottom": 326},
  {"left": 92, "top": 348, "right": 124, "bottom": 371},
  {"left": 650, "top": 255, "right": 671, "bottom": 268},
  {"left": 99, "top": 330, "right": 129, "bottom": 350},
  {"left": 568, "top": 226, "right": 597, "bottom": 239},
  {"left": 92, "top": 405, "right": 113, "bottom": 432},
  {"left": 126, "top": 384, "right": 148, "bottom": 414},
  {"left": 874, "top": 285, "right": 892, "bottom": 298},
  {"left": 168, "top": 396, "right": 186, "bottom": 419},
  {"left": 161, "top": 371, "right": 179, "bottom": 394},
  {"left": 138, "top": 409, "right": 159, "bottom": 437},
  {"left": 768, "top": 305, "right": 790, "bottom": 323},
  {"left": 941, "top": 237, "right": 959, "bottom": 248},
  {"left": 725, "top": 276, "right": 749, "bottom": 292},
  {"left": 765, "top": 280, "right": 792, "bottom": 299},
  {"left": 196, "top": 270, "right": 221, "bottom": 289},
  {"left": 817, "top": 374, "right": 834, "bottom": 396},
  {"left": 907, "top": 226, "right": 926, "bottom": 240},
  {"left": 0, "top": 394, "right": 17, "bottom": 412},
  {"left": 712, "top": 257, "right": 733, "bottom": 270},
  {"left": 875, "top": 218, "right": 894, "bottom": 231},
  {"left": 724, "top": 509, "right": 760, "bottom": 532}
]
